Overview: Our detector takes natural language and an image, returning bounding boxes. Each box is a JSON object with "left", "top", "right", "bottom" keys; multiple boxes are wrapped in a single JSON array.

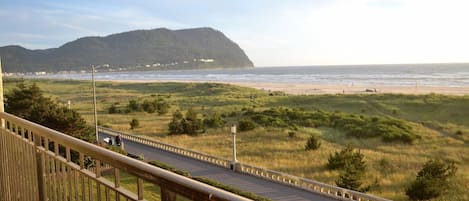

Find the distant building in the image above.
[
  {"left": 35, "top": 72, "right": 46, "bottom": 75},
  {"left": 200, "top": 59, "right": 214, "bottom": 63}
]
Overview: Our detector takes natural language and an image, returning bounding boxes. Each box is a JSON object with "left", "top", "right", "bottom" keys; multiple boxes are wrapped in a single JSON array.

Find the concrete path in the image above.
[{"left": 99, "top": 132, "right": 337, "bottom": 201}]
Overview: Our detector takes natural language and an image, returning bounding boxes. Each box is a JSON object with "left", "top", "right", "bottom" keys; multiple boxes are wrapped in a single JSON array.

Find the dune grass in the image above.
[{"left": 5, "top": 78, "right": 469, "bottom": 201}]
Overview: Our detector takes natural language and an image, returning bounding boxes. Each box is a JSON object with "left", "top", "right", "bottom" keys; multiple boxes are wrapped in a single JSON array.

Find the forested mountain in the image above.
[{"left": 0, "top": 27, "right": 253, "bottom": 72}]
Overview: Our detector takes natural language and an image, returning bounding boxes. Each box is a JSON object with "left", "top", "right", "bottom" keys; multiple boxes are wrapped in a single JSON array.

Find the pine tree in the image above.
[
  {"left": 6, "top": 82, "right": 94, "bottom": 142},
  {"left": 336, "top": 162, "right": 364, "bottom": 191},
  {"left": 406, "top": 159, "right": 457, "bottom": 200}
]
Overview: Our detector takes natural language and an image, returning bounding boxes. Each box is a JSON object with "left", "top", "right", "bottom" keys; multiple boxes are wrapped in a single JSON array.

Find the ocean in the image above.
[{"left": 26, "top": 63, "right": 469, "bottom": 87}]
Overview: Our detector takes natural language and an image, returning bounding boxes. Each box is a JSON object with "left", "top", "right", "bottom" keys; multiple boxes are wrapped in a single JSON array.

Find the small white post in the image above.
[
  {"left": 67, "top": 100, "right": 71, "bottom": 109},
  {"left": 231, "top": 124, "right": 237, "bottom": 171}
]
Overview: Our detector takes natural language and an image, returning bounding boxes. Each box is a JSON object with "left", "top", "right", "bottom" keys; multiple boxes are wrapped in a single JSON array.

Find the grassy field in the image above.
[{"left": 5, "top": 78, "right": 469, "bottom": 201}]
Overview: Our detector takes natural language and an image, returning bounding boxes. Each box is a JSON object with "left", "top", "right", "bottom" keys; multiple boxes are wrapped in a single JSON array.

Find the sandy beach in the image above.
[
  {"left": 109, "top": 79, "right": 469, "bottom": 95},
  {"left": 233, "top": 82, "right": 469, "bottom": 95}
]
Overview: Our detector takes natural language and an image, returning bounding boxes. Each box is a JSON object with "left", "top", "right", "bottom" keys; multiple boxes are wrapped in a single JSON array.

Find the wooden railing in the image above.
[
  {"left": 0, "top": 112, "right": 252, "bottom": 201},
  {"left": 99, "top": 127, "right": 392, "bottom": 201}
]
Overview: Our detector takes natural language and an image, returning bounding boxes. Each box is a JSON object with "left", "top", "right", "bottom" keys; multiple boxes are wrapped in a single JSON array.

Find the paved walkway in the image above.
[{"left": 99, "top": 132, "right": 337, "bottom": 201}]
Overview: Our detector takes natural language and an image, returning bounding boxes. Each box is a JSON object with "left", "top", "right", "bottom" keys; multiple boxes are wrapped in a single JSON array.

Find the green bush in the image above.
[
  {"left": 127, "top": 99, "right": 141, "bottom": 112},
  {"left": 168, "top": 109, "right": 204, "bottom": 135},
  {"left": 108, "top": 103, "right": 120, "bottom": 114},
  {"left": 130, "top": 118, "right": 139, "bottom": 130},
  {"left": 156, "top": 98, "right": 170, "bottom": 115},
  {"left": 168, "top": 111, "right": 185, "bottom": 134},
  {"left": 305, "top": 135, "right": 321, "bottom": 150},
  {"left": 238, "top": 118, "right": 257, "bottom": 132},
  {"left": 238, "top": 107, "right": 417, "bottom": 143},
  {"left": 336, "top": 162, "right": 368, "bottom": 192},
  {"left": 406, "top": 159, "right": 457, "bottom": 201},
  {"left": 142, "top": 100, "right": 156, "bottom": 113},
  {"left": 134, "top": 98, "right": 170, "bottom": 114},
  {"left": 203, "top": 113, "right": 226, "bottom": 128},
  {"left": 327, "top": 145, "right": 366, "bottom": 172}
]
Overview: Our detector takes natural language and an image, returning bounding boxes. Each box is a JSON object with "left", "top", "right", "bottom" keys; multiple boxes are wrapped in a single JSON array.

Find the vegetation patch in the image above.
[{"left": 241, "top": 107, "right": 418, "bottom": 143}]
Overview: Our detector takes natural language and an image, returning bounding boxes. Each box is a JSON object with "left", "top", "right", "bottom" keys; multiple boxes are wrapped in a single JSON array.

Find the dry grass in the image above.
[{"left": 5, "top": 78, "right": 469, "bottom": 201}]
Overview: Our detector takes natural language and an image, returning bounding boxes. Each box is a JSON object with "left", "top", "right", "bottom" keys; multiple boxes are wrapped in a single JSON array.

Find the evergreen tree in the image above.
[
  {"left": 406, "top": 159, "right": 457, "bottom": 201},
  {"left": 336, "top": 162, "right": 364, "bottom": 191},
  {"left": 6, "top": 82, "right": 94, "bottom": 142},
  {"left": 327, "top": 145, "right": 366, "bottom": 172}
]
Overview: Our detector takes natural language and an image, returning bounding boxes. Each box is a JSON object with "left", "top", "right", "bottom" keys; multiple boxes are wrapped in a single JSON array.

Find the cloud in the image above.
[{"left": 0, "top": 2, "right": 187, "bottom": 49}]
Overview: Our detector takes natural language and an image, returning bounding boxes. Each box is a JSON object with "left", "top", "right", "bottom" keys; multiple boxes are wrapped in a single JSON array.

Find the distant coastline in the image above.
[{"left": 18, "top": 63, "right": 469, "bottom": 95}]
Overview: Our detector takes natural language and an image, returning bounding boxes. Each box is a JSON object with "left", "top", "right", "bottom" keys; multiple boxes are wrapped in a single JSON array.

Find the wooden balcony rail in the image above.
[
  {"left": 0, "top": 112, "right": 252, "bottom": 201},
  {"left": 99, "top": 127, "right": 392, "bottom": 201}
]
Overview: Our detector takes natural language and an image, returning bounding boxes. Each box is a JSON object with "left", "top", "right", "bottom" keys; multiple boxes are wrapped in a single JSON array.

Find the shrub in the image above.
[
  {"left": 168, "top": 109, "right": 204, "bottom": 135},
  {"left": 327, "top": 145, "right": 366, "bottom": 172},
  {"left": 305, "top": 135, "right": 321, "bottom": 150},
  {"left": 238, "top": 107, "right": 417, "bottom": 143},
  {"left": 238, "top": 118, "right": 257, "bottom": 132},
  {"left": 130, "top": 118, "right": 139, "bottom": 130},
  {"left": 127, "top": 99, "right": 141, "bottom": 112},
  {"left": 336, "top": 162, "right": 367, "bottom": 192},
  {"left": 168, "top": 111, "right": 184, "bottom": 134},
  {"left": 156, "top": 98, "right": 170, "bottom": 115},
  {"left": 455, "top": 130, "right": 463, "bottom": 135},
  {"left": 203, "top": 113, "right": 226, "bottom": 128},
  {"left": 142, "top": 100, "right": 156, "bottom": 113},
  {"left": 288, "top": 131, "right": 296, "bottom": 138},
  {"left": 108, "top": 103, "right": 120, "bottom": 114},
  {"left": 406, "top": 159, "right": 457, "bottom": 201}
]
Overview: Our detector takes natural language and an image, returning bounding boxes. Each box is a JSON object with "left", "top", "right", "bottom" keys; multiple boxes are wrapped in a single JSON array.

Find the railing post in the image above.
[
  {"left": 0, "top": 56, "right": 5, "bottom": 128},
  {"left": 34, "top": 135, "right": 46, "bottom": 201},
  {"left": 161, "top": 187, "right": 176, "bottom": 201}
]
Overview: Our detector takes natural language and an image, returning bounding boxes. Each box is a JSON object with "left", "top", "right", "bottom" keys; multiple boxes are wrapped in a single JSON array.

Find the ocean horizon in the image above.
[{"left": 24, "top": 63, "right": 469, "bottom": 87}]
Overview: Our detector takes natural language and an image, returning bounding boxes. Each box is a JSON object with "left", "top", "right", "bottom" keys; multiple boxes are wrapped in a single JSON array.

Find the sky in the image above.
[{"left": 1, "top": 0, "right": 469, "bottom": 67}]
